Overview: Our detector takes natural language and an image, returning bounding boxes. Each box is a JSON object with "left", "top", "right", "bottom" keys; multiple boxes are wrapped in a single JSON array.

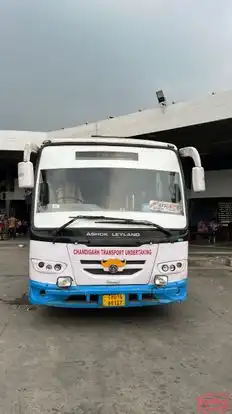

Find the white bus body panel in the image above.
[{"left": 29, "top": 240, "right": 188, "bottom": 286}]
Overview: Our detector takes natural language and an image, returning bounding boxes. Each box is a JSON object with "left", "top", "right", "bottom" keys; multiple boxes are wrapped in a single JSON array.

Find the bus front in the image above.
[{"left": 18, "top": 138, "right": 205, "bottom": 308}]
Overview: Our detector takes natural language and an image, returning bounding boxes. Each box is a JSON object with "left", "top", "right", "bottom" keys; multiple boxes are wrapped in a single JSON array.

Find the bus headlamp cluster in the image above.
[
  {"left": 154, "top": 261, "right": 185, "bottom": 286},
  {"left": 158, "top": 261, "right": 184, "bottom": 274},
  {"left": 31, "top": 259, "right": 67, "bottom": 274},
  {"left": 155, "top": 275, "right": 168, "bottom": 286}
]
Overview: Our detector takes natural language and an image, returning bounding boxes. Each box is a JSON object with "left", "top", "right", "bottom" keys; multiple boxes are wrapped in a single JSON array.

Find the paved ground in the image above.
[{"left": 0, "top": 244, "right": 232, "bottom": 413}]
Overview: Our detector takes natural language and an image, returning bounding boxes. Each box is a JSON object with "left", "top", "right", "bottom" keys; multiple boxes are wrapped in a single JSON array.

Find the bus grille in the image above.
[{"left": 80, "top": 259, "right": 145, "bottom": 276}]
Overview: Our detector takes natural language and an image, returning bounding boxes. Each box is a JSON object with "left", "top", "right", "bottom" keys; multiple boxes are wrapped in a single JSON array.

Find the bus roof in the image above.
[{"left": 43, "top": 136, "right": 177, "bottom": 150}]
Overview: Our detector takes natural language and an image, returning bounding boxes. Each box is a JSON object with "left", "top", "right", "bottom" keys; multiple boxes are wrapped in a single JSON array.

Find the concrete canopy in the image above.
[
  {"left": 47, "top": 90, "right": 232, "bottom": 171},
  {"left": 1, "top": 90, "right": 232, "bottom": 168},
  {"left": 0, "top": 131, "right": 46, "bottom": 152},
  {"left": 48, "top": 90, "right": 232, "bottom": 141}
]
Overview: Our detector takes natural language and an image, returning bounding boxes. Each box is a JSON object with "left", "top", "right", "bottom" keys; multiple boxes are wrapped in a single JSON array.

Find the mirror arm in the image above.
[
  {"left": 179, "top": 147, "right": 202, "bottom": 167},
  {"left": 23, "top": 143, "right": 39, "bottom": 162}
]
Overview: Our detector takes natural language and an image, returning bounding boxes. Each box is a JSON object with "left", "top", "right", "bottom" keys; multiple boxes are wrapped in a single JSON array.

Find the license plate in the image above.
[{"left": 102, "top": 294, "right": 126, "bottom": 307}]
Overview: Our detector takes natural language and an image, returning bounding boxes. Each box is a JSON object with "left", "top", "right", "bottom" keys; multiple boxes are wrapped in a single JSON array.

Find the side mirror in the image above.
[
  {"left": 192, "top": 167, "right": 205, "bottom": 192},
  {"left": 18, "top": 161, "right": 34, "bottom": 188},
  {"left": 39, "top": 182, "right": 49, "bottom": 206}
]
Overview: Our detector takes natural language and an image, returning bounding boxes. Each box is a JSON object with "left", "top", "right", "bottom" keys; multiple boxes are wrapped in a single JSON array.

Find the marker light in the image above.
[{"left": 57, "top": 277, "right": 73, "bottom": 288}]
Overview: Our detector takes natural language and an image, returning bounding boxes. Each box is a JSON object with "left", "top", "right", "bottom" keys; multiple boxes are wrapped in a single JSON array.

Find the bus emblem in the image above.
[{"left": 101, "top": 259, "right": 126, "bottom": 273}]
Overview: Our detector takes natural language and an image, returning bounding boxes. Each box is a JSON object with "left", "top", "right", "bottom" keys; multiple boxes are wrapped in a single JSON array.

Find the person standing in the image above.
[
  {"left": 0, "top": 216, "right": 4, "bottom": 240},
  {"left": 208, "top": 218, "right": 219, "bottom": 245},
  {"left": 3, "top": 215, "right": 8, "bottom": 239},
  {"left": 8, "top": 214, "right": 17, "bottom": 239}
]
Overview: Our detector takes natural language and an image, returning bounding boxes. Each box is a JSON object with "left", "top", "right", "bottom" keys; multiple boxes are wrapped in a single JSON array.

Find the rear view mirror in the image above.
[
  {"left": 18, "top": 161, "right": 34, "bottom": 188},
  {"left": 192, "top": 167, "right": 205, "bottom": 192},
  {"left": 39, "top": 182, "right": 49, "bottom": 205}
]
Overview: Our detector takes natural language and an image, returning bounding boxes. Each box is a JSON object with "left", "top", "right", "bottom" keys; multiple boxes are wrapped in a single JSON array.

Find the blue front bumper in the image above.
[{"left": 29, "top": 279, "right": 187, "bottom": 308}]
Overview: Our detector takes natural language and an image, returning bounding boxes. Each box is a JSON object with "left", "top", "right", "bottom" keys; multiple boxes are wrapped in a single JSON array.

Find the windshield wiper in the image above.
[
  {"left": 51, "top": 215, "right": 121, "bottom": 243},
  {"left": 52, "top": 215, "right": 172, "bottom": 243},
  {"left": 96, "top": 217, "right": 172, "bottom": 237}
]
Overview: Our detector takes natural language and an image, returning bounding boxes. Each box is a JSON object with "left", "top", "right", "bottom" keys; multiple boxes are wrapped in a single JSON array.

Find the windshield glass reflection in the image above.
[{"left": 36, "top": 167, "right": 183, "bottom": 215}]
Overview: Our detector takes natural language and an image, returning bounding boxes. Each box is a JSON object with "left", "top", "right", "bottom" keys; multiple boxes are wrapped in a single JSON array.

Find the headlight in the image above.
[
  {"left": 31, "top": 259, "right": 67, "bottom": 274},
  {"left": 155, "top": 275, "right": 168, "bottom": 286},
  {"left": 57, "top": 276, "right": 73, "bottom": 288},
  {"left": 158, "top": 261, "right": 185, "bottom": 274}
]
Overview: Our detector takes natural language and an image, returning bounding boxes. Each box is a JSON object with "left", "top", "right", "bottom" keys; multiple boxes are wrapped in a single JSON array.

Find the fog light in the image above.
[
  {"left": 57, "top": 277, "right": 72, "bottom": 288},
  {"left": 155, "top": 275, "right": 168, "bottom": 286}
]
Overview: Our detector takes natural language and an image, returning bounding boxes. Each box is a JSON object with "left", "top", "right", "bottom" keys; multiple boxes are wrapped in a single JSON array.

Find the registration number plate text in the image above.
[{"left": 102, "top": 294, "right": 126, "bottom": 307}]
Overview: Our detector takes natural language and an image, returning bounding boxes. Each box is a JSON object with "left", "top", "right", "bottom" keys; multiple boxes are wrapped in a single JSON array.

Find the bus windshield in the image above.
[{"left": 36, "top": 167, "right": 184, "bottom": 215}]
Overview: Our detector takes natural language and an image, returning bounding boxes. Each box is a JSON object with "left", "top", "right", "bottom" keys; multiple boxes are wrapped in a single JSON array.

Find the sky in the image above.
[{"left": 0, "top": 0, "right": 232, "bottom": 131}]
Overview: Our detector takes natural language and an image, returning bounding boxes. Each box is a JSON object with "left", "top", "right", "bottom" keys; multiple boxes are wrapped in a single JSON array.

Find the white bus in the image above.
[{"left": 18, "top": 137, "right": 205, "bottom": 309}]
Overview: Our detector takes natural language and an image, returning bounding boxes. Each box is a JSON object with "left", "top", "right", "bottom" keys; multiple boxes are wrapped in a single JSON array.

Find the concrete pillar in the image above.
[{"left": 5, "top": 199, "right": 10, "bottom": 216}]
